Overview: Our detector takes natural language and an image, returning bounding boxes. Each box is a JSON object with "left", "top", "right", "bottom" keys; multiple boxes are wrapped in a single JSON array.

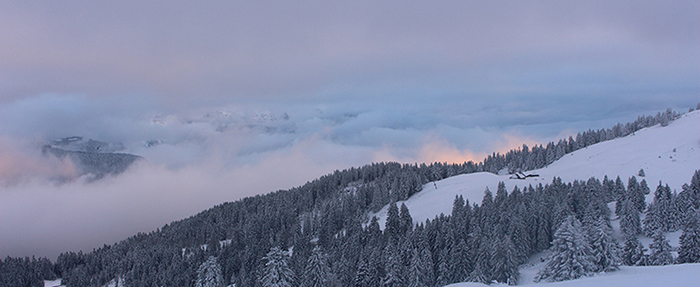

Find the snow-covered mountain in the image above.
[{"left": 372, "top": 110, "right": 700, "bottom": 229}]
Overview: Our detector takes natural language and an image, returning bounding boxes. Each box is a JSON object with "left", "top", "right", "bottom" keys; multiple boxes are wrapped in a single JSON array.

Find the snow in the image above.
[
  {"left": 372, "top": 110, "right": 700, "bottom": 229},
  {"left": 44, "top": 279, "right": 63, "bottom": 287},
  {"left": 447, "top": 263, "right": 700, "bottom": 287}
]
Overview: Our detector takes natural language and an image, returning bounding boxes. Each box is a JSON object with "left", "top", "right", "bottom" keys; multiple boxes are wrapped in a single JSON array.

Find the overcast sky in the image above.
[{"left": 0, "top": 1, "right": 698, "bottom": 259}]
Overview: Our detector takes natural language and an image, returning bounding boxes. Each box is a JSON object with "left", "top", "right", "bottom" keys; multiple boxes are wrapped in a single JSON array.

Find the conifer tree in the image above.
[
  {"left": 261, "top": 247, "right": 295, "bottom": 287},
  {"left": 535, "top": 215, "right": 552, "bottom": 252},
  {"left": 621, "top": 235, "right": 645, "bottom": 266},
  {"left": 399, "top": 203, "right": 413, "bottom": 235},
  {"left": 385, "top": 202, "right": 401, "bottom": 242},
  {"left": 490, "top": 236, "right": 520, "bottom": 285},
  {"left": 643, "top": 202, "right": 664, "bottom": 237},
  {"left": 677, "top": 208, "right": 700, "bottom": 264},
  {"left": 435, "top": 248, "right": 450, "bottom": 287},
  {"left": 587, "top": 217, "right": 621, "bottom": 272},
  {"left": 628, "top": 177, "right": 646, "bottom": 213},
  {"left": 382, "top": 243, "right": 405, "bottom": 287},
  {"left": 648, "top": 230, "right": 674, "bottom": 266},
  {"left": 535, "top": 216, "right": 595, "bottom": 282},
  {"left": 354, "top": 256, "right": 375, "bottom": 287},
  {"left": 449, "top": 238, "right": 471, "bottom": 283},
  {"left": 301, "top": 246, "right": 334, "bottom": 287},
  {"left": 620, "top": 198, "right": 642, "bottom": 237},
  {"left": 196, "top": 256, "right": 224, "bottom": 287},
  {"left": 407, "top": 248, "right": 433, "bottom": 287},
  {"left": 614, "top": 176, "right": 626, "bottom": 217}
]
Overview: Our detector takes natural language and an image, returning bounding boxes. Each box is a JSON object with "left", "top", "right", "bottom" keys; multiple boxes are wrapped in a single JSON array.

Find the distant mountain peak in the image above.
[{"left": 43, "top": 137, "right": 142, "bottom": 181}]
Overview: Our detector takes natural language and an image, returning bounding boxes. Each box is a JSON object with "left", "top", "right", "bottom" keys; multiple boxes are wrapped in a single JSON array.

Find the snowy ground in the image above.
[
  {"left": 448, "top": 263, "right": 700, "bottom": 287},
  {"left": 372, "top": 110, "right": 700, "bottom": 228}
]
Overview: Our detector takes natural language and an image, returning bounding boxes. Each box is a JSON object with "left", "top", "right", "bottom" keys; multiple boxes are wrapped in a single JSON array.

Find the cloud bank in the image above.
[{"left": 0, "top": 93, "right": 694, "bottom": 259}]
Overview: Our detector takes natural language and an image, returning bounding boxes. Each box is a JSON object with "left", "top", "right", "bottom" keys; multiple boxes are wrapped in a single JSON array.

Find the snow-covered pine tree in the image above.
[
  {"left": 628, "top": 177, "right": 646, "bottom": 213},
  {"left": 382, "top": 242, "right": 405, "bottom": 287},
  {"left": 467, "top": 239, "right": 491, "bottom": 284},
  {"left": 643, "top": 202, "right": 664, "bottom": 237},
  {"left": 648, "top": 230, "right": 674, "bottom": 265},
  {"left": 535, "top": 214, "right": 552, "bottom": 252},
  {"left": 534, "top": 216, "right": 596, "bottom": 282},
  {"left": 677, "top": 208, "right": 700, "bottom": 264},
  {"left": 195, "top": 256, "right": 224, "bottom": 287},
  {"left": 587, "top": 217, "right": 621, "bottom": 272},
  {"left": 640, "top": 179, "right": 650, "bottom": 195},
  {"left": 489, "top": 236, "right": 520, "bottom": 285},
  {"left": 614, "top": 177, "right": 626, "bottom": 217},
  {"left": 301, "top": 246, "right": 334, "bottom": 287},
  {"left": 385, "top": 202, "right": 401, "bottom": 242},
  {"left": 399, "top": 203, "right": 413, "bottom": 235},
  {"left": 621, "top": 235, "right": 645, "bottom": 266},
  {"left": 619, "top": 198, "right": 642, "bottom": 237},
  {"left": 448, "top": 238, "right": 471, "bottom": 283},
  {"left": 435, "top": 248, "right": 450, "bottom": 287},
  {"left": 407, "top": 247, "right": 433, "bottom": 287},
  {"left": 690, "top": 170, "right": 700, "bottom": 209},
  {"left": 354, "top": 256, "right": 373, "bottom": 287},
  {"left": 261, "top": 247, "right": 295, "bottom": 287}
]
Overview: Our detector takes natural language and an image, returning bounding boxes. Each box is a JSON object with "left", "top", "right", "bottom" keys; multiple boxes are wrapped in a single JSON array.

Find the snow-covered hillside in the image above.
[
  {"left": 447, "top": 263, "right": 700, "bottom": 287},
  {"left": 373, "top": 110, "right": 700, "bottom": 228}
]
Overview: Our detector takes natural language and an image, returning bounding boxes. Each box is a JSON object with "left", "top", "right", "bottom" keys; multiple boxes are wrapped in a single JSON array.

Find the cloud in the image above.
[
  {"left": 1, "top": 1, "right": 697, "bottom": 107},
  {"left": 0, "top": 137, "right": 79, "bottom": 184}
]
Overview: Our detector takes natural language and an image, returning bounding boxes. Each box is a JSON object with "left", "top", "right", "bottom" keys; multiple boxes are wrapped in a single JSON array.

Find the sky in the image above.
[{"left": 0, "top": 1, "right": 698, "bottom": 259}]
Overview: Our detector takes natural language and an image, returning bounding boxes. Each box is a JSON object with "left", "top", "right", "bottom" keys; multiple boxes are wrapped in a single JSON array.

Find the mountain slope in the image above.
[
  {"left": 448, "top": 263, "right": 700, "bottom": 287},
  {"left": 373, "top": 110, "right": 700, "bottom": 228}
]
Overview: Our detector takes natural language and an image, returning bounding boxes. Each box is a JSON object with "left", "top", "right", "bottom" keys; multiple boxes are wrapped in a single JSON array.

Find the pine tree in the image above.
[
  {"left": 382, "top": 243, "right": 405, "bottom": 287},
  {"left": 435, "top": 248, "right": 450, "bottom": 287},
  {"left": 385, "top": 202, "right": 401, "bottom": 242},
  {"left": 195, "top": 256, "right": 224, "bottom": 287},
  {"left": 261, "top": 247, "right": 295, "bottom": 287},
  {"left": 399, "top": 203, "right": 413, "bottom": 235},
  {"left": 643, "top": 202, "right": 664, "bottom": 237},
  {"left": 619, "top": 198, "right": 642, "bottom": 237},
  {"left": 301, "top": 246, "right": 334, "bottom": 287},
  {"left": 535, "top": 215, "right": 551, "bottom": 252},
  {"left": 490, "top": 236, "right": 520, "bottom": 285},
  {"left": 628, "top": 177, "right": 646, "bottom": 213},
  {"left": 354, "top": 256, "right": 374, "bottom": 287},
  {"left": 677, "top": 208, "right": 700, "bottom": 264},
  {"left": 587, "top": 217, "right": 621, "bottom": 272},
  {"left": 648, "top": 230, "right": 674, "bottom": 266},
  {"left": 448, "top": 238, "right": 471, "bottom": 283},
  {"left": 614, "top": 176, "right": 626, "bottom": 217},
  {"left": 535, "top": 216, "right": 596, "bottom": 282},
  {"left": 407, "top": 248, "right": 432, "bottom": 287},
  {"left": 621, "top": 235, "right": 645, "bottom": 266}
]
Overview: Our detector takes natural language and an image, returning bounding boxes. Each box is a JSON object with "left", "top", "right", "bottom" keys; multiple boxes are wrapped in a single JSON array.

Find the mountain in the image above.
[
  {"left": 372, "top": 109, "right": 700, "bottom": 229},
  {"left": 4, "top": 108, "right": 700, "bottom": 287},
  {"left": 42, "top": 136, "right": 142, "bottom": 180}
]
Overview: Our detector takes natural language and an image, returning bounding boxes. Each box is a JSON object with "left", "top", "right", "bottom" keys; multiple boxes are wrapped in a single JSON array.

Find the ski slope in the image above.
[{"left": 373, "top": 110, "right": 700, "bottom": 229}]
